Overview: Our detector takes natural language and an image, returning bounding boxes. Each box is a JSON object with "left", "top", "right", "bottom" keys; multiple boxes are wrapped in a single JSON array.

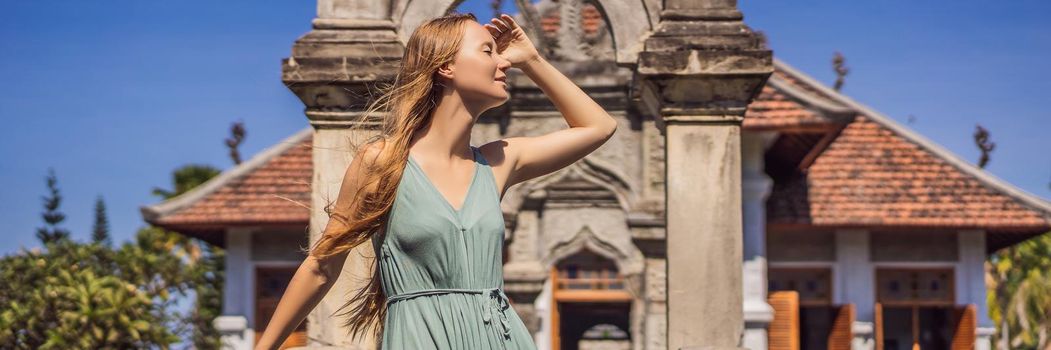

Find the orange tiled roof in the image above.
[
  {"left": 141, "top": 128, "right": 313, "bottom": 246},
  {"left": 767, "top": 114, "right": 1051, "bottom": 231},
  {"left": 744, "top": 85, "right": 836, "bottom": 130},
  {"left": 766, "top": 59, "right": 1051, "bottom": 250}
]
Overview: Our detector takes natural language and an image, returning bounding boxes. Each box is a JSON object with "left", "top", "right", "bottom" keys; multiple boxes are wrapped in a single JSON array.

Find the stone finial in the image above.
[
  {"left": 282, "top": 0, "right": 404, "bottom": 129},
  {"left": 633, "top": 0, "right": 773, "bottom": 131}
]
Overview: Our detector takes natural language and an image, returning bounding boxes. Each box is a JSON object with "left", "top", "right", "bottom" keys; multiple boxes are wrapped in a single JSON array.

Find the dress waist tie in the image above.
[{"left": 385, "top": 287, "right": 512, "bottom": 340}]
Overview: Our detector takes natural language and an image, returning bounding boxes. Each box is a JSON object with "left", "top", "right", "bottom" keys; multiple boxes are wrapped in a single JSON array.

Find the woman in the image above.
[{"left": 254, "top": 11, "right": 617, "bottom": 350}]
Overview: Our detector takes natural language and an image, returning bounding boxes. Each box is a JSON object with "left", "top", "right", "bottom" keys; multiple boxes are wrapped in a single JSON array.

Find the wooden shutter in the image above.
[
  {"left": 874, "top": 302, "right": 883, "bottom": 350},
  {"left": 827, "top": 303, "right": 855, "bottom": 350},
  {"left": 768, "top": 291, "right": 800, "bottom": 350},
  {"left": 951, "top": 304, "right": 976, "bottom": 350}
]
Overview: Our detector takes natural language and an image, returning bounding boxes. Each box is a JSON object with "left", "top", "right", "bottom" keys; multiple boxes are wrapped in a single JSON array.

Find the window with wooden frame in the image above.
[
  {"left": 874, "top": 267, "right": 974, "bottom": 350},
  {"left": 769, "top": 268, "right": 833, "bottom": 306},
  {"left": 876, "top": 268, "right": 954, "bottom": 307},
  {"left": 551, "top": 249, "right": 631, "bottom": 302}
]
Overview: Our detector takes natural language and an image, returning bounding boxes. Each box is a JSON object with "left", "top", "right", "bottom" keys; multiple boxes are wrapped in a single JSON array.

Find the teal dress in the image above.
[{"left": 373, "top": 145, "right": 537, "bottom": 350}]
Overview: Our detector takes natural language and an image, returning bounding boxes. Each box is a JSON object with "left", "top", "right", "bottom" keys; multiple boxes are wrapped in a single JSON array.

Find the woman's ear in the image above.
[{"left": 436, "top": 62, "right": 454, "bottom": 80}]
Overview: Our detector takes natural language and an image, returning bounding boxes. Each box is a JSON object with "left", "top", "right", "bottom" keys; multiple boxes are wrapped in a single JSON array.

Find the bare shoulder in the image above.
[
  {"left": 338, "top": 139, "right": 389, "bottom": 192},
  {"left": 352, "top": 138, "right": 390, "bottom": 172},
  {"left": 359, "top": 138, "right": 387, "bottom": 162}
]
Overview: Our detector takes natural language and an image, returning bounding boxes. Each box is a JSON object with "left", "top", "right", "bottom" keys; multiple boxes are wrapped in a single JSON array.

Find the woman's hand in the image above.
[{"left": 483, "top": 14, "right": 540, "bottom": 69}]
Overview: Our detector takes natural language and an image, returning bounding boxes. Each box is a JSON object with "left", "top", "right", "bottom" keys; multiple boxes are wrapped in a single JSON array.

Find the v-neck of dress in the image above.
[{"left": 407, "top": 146, "right": 479, "bottom": 215}]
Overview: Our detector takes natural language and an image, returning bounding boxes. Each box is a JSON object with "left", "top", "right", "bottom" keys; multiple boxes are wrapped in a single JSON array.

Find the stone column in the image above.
[
  {"left": 958, "top": 229, "right": 995, "bottom": 350},
  {"left": 741, "top": 133, "right": 775, "bottom": 350},
  {"left": 835, "top": 229, "right": 875, "bottom": 350},
  {"left": 282, "top": 0, "right": 403, "bottom": 348},
  {"left": 634, "top": 0, "right": 771, "bottom": 349},
  {"left": 215, "top": 228, "right": 253, "bottom": 350}
]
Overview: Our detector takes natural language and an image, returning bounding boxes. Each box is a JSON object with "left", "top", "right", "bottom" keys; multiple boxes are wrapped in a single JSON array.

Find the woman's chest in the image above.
[{"left": 384, "top": 179, "right": 505, "bottom": 256}]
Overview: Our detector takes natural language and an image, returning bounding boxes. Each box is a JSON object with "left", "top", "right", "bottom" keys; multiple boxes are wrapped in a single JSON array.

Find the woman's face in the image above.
[{"left": 439, "top": 21, "right": 512, "bottom": 111}]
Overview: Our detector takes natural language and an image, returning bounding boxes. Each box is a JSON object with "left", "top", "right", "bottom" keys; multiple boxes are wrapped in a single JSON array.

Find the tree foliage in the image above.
[
  {"left": 92, "top": 195, "right": 111, "bottom": 246},
  {"left": 0, "top": 234, "right": 185, "bottom": 349},
  {"left": 35, "top": 168, "right": 70, "bottom": 245},
  {"left": 2, "top": 163, "right": 226, "bottom": 349},
  {"left": 988, "top": 232, "right": 1051, "bottom": 350}
]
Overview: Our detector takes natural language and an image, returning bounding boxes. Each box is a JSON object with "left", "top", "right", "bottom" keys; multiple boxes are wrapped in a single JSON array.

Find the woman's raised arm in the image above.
[{"left": 483, "top": 14, "right": 618, "bottom": 190}]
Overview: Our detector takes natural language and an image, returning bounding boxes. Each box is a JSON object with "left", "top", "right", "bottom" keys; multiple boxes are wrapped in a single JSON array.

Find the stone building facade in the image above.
[{"left": 143, "top": 1, "right": 1051, "bottom": 349}]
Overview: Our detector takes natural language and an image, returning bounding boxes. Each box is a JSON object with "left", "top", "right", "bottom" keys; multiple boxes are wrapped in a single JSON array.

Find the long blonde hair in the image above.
[{"left": 304, "top": 11, "right": 480, "bottom": 346}]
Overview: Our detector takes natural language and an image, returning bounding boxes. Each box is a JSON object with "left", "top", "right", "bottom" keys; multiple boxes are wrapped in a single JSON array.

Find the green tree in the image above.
[
  {"left": 0, "top": 234, "right": 186, "bottom": 348},
  {"left": 92, "top": 195, "right": 111, "bottom": 246},
  {"left": 189, "top": 243, "right": 225, "bottom": 349},
  {"left": 2, "top": 162, "right": 227, "bottom": 349},
  {"left": 35, "top": 168, "right": 70, "bottom": 245},
  {"left": 5, "top": 122, "right": 237, "bottom": 348},
  {"left": 151, "top": 164, "right": 221, "bottom": 199},
  {"left": 152, "top": 163, "right": 224, "bottom": 350}
]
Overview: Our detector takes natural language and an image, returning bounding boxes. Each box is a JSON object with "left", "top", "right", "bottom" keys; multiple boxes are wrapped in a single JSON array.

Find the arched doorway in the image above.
[{"left": 550, "top": 248, "right": 632, "bottom": 350}]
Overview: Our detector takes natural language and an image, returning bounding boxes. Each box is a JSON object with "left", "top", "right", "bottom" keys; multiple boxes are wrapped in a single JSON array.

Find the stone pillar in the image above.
[
  {"left": 835, "top": 229, "right": 875, "bottom": 350},
  {"left": 215, "top": 228, "right": 253, "bottom": 350},
  {"left": 282, "top": 0, "right": 403, "bottom": 348},
  {"left": 741, "top": 133, "right": 775, "bottom": 350},
  {"left": 634, "top": 0, "right": 771, "bottom": 349},
  {"left": 958, "top": 229, "right": 995, "bottom": 350}
]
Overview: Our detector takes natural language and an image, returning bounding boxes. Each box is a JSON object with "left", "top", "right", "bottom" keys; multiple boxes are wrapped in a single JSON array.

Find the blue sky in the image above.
[{"left": 2, "top": 0, "right": 1049, "bottom": 257}]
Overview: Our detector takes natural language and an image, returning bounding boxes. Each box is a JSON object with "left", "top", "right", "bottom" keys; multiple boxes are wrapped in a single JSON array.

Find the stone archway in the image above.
[
  {"left": 542, "top": 226, "right": 645, "bottom": 350},
  {"left": 548, "top": 245, "right": 636, "bottom": 350},
  {"left": 543, "top": 225, "right": 643, "bottom": 277},
  {"left": 539, "top": 223, "right": 644, "bottom": 308}
]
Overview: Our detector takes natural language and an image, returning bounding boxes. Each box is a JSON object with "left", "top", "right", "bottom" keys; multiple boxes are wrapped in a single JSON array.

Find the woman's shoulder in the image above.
[{"left": 352, "top": 138, "right": 395, "bottom": 171}]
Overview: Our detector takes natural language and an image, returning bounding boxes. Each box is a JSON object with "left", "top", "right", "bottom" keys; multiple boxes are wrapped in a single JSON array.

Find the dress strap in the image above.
[
  {"left": 471, "top": 145, "right": 490, "bottom": 166},
  {"left": 386, "top": 287, "right": 512, "bottom": 339}
]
